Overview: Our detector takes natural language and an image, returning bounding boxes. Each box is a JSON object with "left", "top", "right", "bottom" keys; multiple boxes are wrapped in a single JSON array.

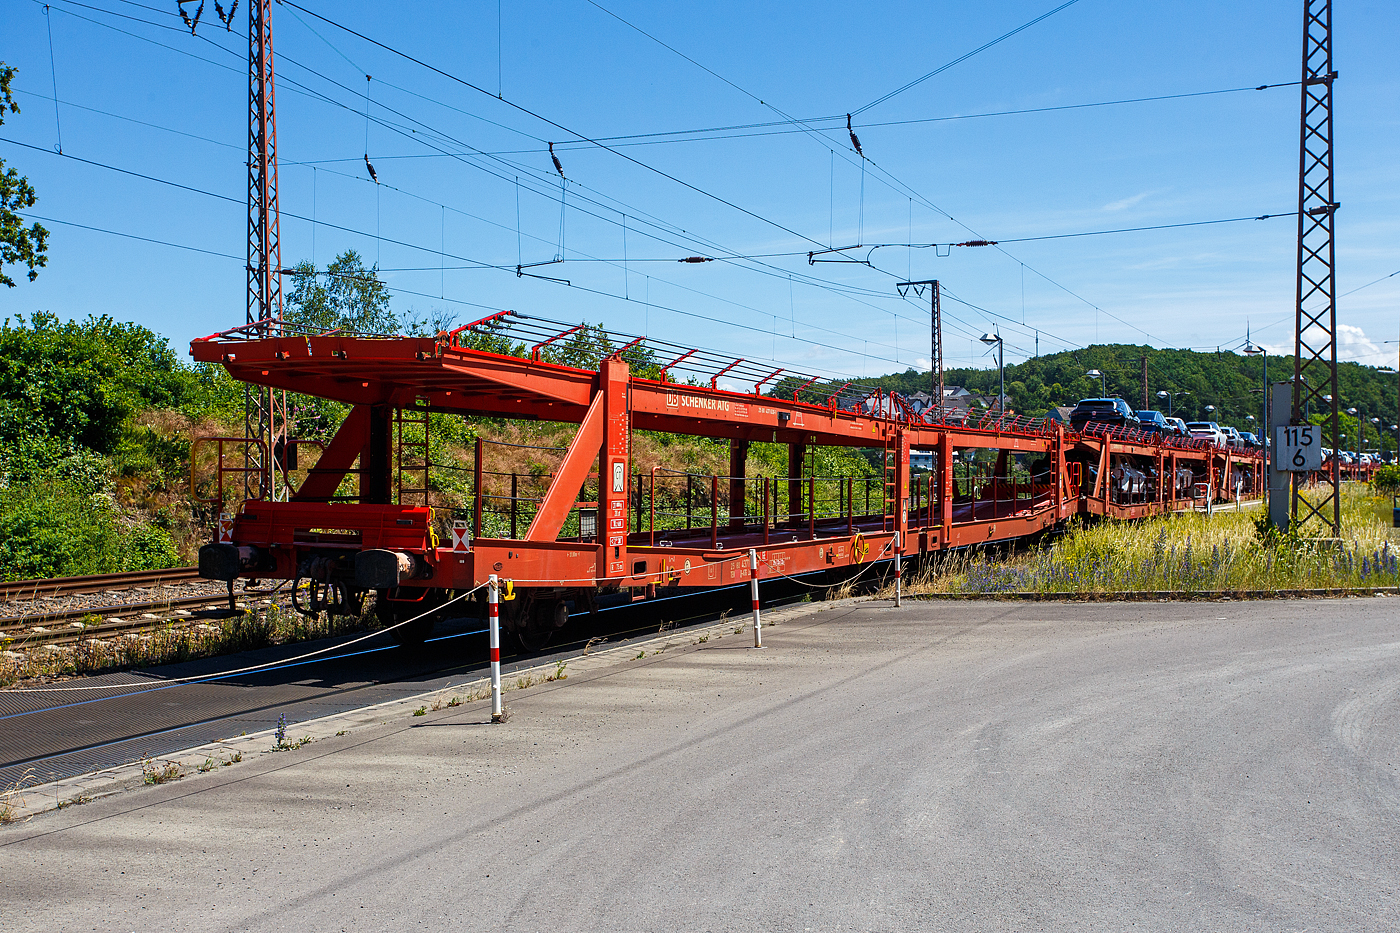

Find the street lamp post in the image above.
[
  {"left": 1392, "top": 424, "right": 1399, "bottom": 465},
  {"left": 1243, "top": 341, "right": 1268, "bottom": 458},
  {"left": 1085, "top": 369, "right": 1105, "bottom": 397},
  {"left": 981, "top": 333, "right": 1005, "bottom": 414},
  {"left": 1156, "top": 389, "right": 1188, "bottom": 417},
  {"left": 1347, "top": 407, "right": 1362, "bottom": 466}
]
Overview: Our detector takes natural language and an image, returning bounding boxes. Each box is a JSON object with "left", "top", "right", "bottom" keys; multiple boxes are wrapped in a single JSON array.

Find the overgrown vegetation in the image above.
[
  {"left": 910, "top": 486, "right": 1400, "bottom": 595},
  {"left": 0, "top": 313, "right": 242, "bottom": 579}
]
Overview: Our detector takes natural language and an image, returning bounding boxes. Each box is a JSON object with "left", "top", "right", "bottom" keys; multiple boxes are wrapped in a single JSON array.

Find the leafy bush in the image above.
[
  {"left": 0, "top": 312, "right": 194, "bottom": 455},
  {"left": 1373, "top": 464, "right": 1400, "bottom": 494},
  {"left": 0, "top": 479, "right": 179, "bottom": 580},
  {"left": 0, "top": 480, "right": 120, "bottom": 579}
]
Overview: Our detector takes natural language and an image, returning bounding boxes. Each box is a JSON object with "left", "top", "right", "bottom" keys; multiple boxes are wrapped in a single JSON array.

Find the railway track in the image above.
[
  {"left": 0, "top": 568, "right": 284, "bottom": 650},
  {"left": 0, "top": 591, "right": 279, "bottom": 649},
  {"left": 0, "top": 567, "right": 200, "bottom": 602}
]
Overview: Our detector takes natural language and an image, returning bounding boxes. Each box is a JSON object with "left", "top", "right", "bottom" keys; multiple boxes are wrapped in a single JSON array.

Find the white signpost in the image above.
[{"left": 1276, "top": 424, "right": 1323, "bottom": 472}]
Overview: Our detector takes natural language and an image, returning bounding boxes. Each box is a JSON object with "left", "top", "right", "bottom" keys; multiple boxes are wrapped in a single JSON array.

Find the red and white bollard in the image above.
[
  {"left": 488, "top": 574, "right": 504, "bottom": 722},
  {"left": 748, "top": 548, "right": 763, "bottom": 648},
  {"left": 893, "top": 531, "right": 902, "bottom": 607}
]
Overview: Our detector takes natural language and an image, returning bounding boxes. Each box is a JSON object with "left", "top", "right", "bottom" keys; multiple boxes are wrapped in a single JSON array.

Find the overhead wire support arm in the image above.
[{"left": 807, "top": 245, "right": 868, "bottom": 265}]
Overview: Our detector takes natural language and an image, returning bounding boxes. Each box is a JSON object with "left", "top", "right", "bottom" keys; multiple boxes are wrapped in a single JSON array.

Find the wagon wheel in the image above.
[
  {"left": 376, "top": 588, "right": 442, "bottom": 647},
  {"left": 515, "top": 599, "right": 567, "bottom": 654}
]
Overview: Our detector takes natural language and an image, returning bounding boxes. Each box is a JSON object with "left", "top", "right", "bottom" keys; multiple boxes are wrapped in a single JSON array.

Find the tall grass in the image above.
[{"left": 908, "top": 486, "right": 1400, "bottom": 595}]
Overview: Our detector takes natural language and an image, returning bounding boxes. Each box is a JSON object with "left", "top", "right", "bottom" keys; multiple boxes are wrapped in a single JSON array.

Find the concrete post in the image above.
[
  {"left": 488, "top": 574, "right": 504, "bottom": 722},
  {"left": 1268, "top": 381, "right": 1293, "bottom": 531},
  {"left": 748, "top": 548, "right": 762, "bottom": 648}
]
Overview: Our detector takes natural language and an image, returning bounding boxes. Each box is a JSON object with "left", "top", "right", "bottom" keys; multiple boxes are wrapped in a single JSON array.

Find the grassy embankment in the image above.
[{"left": 907, "top": 486, "right": 1400, "bottom": 596}]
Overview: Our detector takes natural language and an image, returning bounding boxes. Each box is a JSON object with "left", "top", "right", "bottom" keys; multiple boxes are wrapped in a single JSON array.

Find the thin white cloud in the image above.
[
  {"left": 1102, "top": 190, "right": 1156, "bottom": 212},
  {"left": 1263, "top": 324, "right": 1395, "bottom": 368}
]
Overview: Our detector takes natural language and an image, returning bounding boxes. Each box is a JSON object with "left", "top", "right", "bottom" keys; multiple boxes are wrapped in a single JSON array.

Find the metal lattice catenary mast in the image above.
[
  {"left": 246, "top": 0, "right": 288, "bottom": 500},
  {"left": 1290, "top": 0, "right": 1340, "bottom": 536}
]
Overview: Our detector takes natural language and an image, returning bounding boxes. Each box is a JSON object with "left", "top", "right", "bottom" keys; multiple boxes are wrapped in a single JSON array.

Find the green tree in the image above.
[
  {"left": 0, "top": 64, "right": 49, "bottom": 288},
  {"left": 284, "top": 250, "right": 397, "bottom": 335},
  {"left": 0, "top": 312, "right": 192, "bottom": 454}
]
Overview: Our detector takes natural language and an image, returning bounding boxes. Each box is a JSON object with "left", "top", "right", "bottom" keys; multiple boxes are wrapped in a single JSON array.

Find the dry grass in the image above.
[
  {"left": 903, "top": 487, "right": 1400, "bottom": 596},
  {"left": 0, "top": 772, "right": 31, "bottom": 824},
  {"left": 141, "top": 759, "right": 182, "bottom": 785}
]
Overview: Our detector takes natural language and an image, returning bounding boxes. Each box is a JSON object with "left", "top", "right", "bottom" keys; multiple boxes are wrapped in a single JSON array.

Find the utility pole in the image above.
[
  {"left": 1134, "top": 355, "right": 1148, "bottom": 410},
  {"left": 898, "top": 279, "right": 941, "bottom": 410},
  {"left": 1291, "top": 0, "right": 1341, "bottom": 536},
  {"left": 247, "top": 0, "right": 287, "bottom": 501}
]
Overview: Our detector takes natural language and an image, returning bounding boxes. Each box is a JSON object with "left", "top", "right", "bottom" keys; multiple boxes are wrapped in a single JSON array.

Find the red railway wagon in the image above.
[{"left": 191, "top": 323, "right": 1264, "bottom": 647}]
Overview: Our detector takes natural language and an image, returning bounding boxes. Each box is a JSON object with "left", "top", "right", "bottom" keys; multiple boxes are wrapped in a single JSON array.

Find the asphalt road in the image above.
[{"left": 4, "top": 597, "right": 1398, "bottom": 932}]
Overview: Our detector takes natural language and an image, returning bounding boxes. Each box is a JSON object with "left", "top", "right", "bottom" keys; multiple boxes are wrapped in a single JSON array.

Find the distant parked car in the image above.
[
  {"left": 1069, "top": 398, "right": 1140, "bottom": 431},
  {"left": 1185, "top": 421, "right": 1227, "bottom": 447},
  {"left": 1134, "top": 410, "right": 1170, "bottom": 436},
  {"left": 1220, "top": 426, "right": 1244, "bottom": 448},
  {"left": 1239, "top": 432, "right": 1260, "bottom": 448},
  {"left": 1165, "top": 416, "right": 1189, "bottom": 438}
]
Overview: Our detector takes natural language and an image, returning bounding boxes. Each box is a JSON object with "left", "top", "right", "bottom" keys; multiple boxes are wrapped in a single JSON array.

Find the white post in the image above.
[
  {"left": 488, "top": 574, "right": 504, "bottom": 722},
  {"left": 893, "top": 531, "right": 902, "bottom": 607},
  {"left": 748, "top": 548, "right": 763, "bottom": 648}
]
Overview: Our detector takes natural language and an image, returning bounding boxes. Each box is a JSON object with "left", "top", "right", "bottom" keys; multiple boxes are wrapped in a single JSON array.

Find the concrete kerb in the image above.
[
  {"left": 901, "top": 587, "right": 1400, "bottom": 601},
  {"left": 1, "top": 593, "right": 861, "bottom": 822}
]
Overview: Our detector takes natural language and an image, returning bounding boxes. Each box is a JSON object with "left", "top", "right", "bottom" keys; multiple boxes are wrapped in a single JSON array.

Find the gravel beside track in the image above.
[{"left": 0, "top": 576, "right": 263, "bottom": 630}]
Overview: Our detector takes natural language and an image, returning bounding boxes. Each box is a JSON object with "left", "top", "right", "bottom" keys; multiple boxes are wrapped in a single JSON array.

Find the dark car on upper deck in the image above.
[
  {"left": 1134, "top": 410, "right": 1170, "bottom": 436},
  {"left": 1069, "top": 398, "right": 1140, "bottom": 431}
]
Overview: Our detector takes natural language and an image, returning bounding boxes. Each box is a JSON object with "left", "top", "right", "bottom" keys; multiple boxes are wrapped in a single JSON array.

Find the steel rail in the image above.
[
  {"left": 0, "top": 590, "right": 276, "bottom": 648},
  {"left": 0, "top": 567, "right": 200, "bottom": 602}
]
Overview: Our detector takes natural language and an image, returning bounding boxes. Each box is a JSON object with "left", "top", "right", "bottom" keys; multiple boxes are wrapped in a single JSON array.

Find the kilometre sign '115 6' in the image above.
[{"left": 1276, "top": 425, "right": 1322, "bottom": 472}]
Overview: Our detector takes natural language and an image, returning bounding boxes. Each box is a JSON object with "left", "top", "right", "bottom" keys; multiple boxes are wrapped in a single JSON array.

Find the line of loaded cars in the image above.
[{"left": 1065, "top": 397, "right": 1264, "bottom": 450}]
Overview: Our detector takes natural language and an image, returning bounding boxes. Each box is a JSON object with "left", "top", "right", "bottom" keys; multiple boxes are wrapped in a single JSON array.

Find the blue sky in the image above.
[{"left": 2, "top": 0, "right": 1397, "bottom": 385}]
